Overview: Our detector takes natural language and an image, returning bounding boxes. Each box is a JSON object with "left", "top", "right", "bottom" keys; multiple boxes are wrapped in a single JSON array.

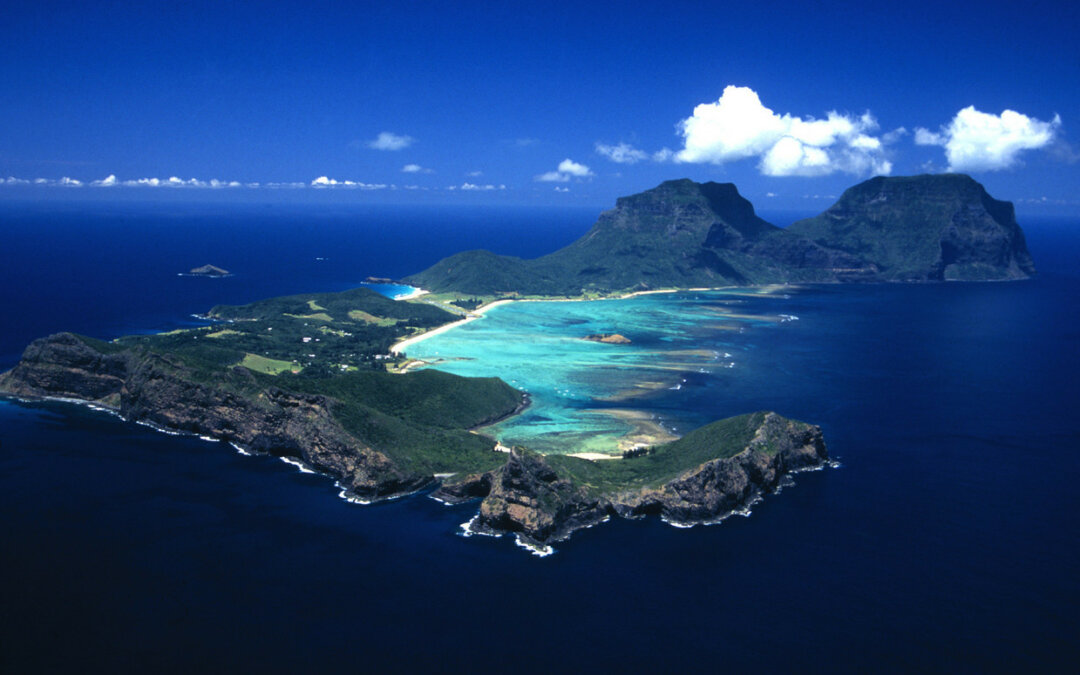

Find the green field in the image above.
[{"left": 240, "top": 353, "right": 300, "bottom": 375}]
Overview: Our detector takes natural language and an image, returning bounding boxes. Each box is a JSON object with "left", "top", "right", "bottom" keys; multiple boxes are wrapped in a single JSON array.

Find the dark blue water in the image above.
[{"left": 1, "top": 202, "right": 1077, "bottom": 672}]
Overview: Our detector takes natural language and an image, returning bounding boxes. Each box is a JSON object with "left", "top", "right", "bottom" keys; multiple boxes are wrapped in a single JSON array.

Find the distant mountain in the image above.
[{"left": 406, "top": 175, "right": 1034, "bottom": 294}]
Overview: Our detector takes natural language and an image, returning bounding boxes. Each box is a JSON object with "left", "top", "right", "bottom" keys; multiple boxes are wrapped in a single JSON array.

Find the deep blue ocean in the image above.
[{"left": 1, "top": 201, "right": 1077, "bottom": 672}]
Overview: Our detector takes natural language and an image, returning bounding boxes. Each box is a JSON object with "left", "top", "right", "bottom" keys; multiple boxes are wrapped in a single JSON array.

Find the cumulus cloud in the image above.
[
  {"left": 367, "top": 131, "right": 414, "bottom": 151},
  {"left": 652, "top": 148, "right": 676, "bottom": 162},
  {"left": 558, "top": 159, "right": 592, "bottom": 177},
  {"left": 554, "top": 186, "right": 570, "bottom": 193},
  {"left": 676, "top": 85, "right": 891, "bottom": 177},
  {"left": 914, "top": 106, "right": 1061, "bottom": 171},
  {"left": 311, "top": 176, "right": 389, "bottom": 189},
  {"left": 402, "top": 163, "right": 433, "bottom": 173},
  {"left": 536, "top": 158, "right": 593, "bottom": 182},
  {"left": 595, "top": 142, "right": 649, "bottom": 164}
]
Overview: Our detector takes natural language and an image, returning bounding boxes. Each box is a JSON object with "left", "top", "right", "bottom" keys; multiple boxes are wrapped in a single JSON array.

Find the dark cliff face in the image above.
[
  {"left": 789, "top": 174, "right": 1036, "bottom": 281},
  {"left": 0, "top": 333, "right": 428, "bottom": 499},
  {"left": 471, "top": 448, "right": 613, "bottom": 543},
  {"left": 438, "top": 412, "right": 830, "bottom": 546}
]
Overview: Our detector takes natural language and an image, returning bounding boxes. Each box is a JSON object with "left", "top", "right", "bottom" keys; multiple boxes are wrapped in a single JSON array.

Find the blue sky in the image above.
[{"left": 2, "top": 1, "right": 1077, "bottom": 211}]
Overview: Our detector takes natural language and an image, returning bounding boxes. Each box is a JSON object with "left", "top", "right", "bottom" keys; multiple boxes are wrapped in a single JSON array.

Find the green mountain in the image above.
[
  {"left": 406, "top": 174, "right": 1035, "bottom": 294},
  {"left": 788, "top": 174, "right": 1036, "bottom": 281}
]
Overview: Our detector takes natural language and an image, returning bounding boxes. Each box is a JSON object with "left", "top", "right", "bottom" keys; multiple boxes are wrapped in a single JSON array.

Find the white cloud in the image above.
[
  {"left": 652, "top": 148, "right": 676, "bottom": 162},
  {"left": 1, "top": 174, "right": 386, "bottom": 191},
  {"left": 676, "top": 85, "right": 891, "bottom": 177},
  {"left": 595, "top": 142, "right": 648, "bottom": 164},
  {"left": 312, "top": 176, "right": 388, "bottom": 189},
  {"left": 402, "top": 164, "right": 432, "bottom": 173},
  {"left": 914, "top": 128, "right": 944, "bottom": 146},
  {"left": 882, "top": 127, "right": 908, "bottom": 144},
  {"left": 554, "top": 186, "right": 570, "bottom": 193},
  {"left": 466, "top": 170, "right": 483, "bottom": 177},
  {"left": 914, "top": 106, "right": 1061, "bottom": 172},
  {"left": 558, "top": 159, "right": 592, "bottom": 176},
  {"left": 459, "top": 183, "right": 505, "bottom": 191},
  {"left": 368, "top": 131, "right": 414, "bottom": 151},
  {"left": 536, "top": 158, "right": 593, "bottom": 182}
]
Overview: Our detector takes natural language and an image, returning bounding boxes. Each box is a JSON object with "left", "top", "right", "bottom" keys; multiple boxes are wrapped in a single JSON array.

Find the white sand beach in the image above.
[{"left": 390, "top": 298, "right": 514, "bottom": 354}]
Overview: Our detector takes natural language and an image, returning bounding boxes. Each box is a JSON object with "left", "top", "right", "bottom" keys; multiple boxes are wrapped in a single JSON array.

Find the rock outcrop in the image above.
[{"left": 434, "top": 412, "right": 829, "bottom": 547}]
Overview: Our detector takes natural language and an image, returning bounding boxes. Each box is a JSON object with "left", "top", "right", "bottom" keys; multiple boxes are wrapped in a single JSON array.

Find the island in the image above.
[
  {"left": 187, "top": 264, "right": 231, "bottom": 277},
  {"left": 0, "top": 174, "right": 1035, "bottom": 552}
]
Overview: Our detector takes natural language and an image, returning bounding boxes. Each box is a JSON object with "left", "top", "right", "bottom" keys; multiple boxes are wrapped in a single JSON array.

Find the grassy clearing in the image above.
[
  {"left": 240, "top": 353, "right": 301, "bottom": 375},
  {"left": 285, "top": 312, "right": 335, "bottom": 322},
  {"left": 347, "top": 309, "right": 397, "bottom": 326},
  {"left": 307, "top": 299, "right": 326, "bottom": 311},
  {"left": 206, "top": 329, "right": 241, "bottom": 339}
]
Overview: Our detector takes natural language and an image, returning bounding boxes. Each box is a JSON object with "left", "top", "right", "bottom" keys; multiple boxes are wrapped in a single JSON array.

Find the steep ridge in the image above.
[{"left": 406, "top": 174, "right": 1035, "bottom": 294}]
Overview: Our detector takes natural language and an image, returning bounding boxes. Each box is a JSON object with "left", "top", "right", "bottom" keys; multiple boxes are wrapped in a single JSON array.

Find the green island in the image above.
[{"left": 0, "top": 174, "right": 1035, "bottom": 552}]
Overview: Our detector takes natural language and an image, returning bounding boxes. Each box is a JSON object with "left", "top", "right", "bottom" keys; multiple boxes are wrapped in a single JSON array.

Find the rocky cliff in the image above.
[
  {"left": 0, "top": 333, "right": 428, "bottom": 499},
  {"left": 434, "top": 412, "right": 829, "bottom": 547}
]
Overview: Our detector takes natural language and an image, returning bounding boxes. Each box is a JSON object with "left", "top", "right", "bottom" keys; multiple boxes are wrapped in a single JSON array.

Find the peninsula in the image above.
[{"left": 0, "top": 174, "right": 1034, "bottom": 551}]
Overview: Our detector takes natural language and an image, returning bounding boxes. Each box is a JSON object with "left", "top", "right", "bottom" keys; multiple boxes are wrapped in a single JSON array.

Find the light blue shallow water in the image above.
[{"left": 405, "top": 287, "right": 801, "bottom": 454}]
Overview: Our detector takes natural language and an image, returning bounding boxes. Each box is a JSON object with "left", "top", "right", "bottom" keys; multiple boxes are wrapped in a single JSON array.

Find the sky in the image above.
[{"left": 1, "top": 1, "right": 1078, "bottom": 212}]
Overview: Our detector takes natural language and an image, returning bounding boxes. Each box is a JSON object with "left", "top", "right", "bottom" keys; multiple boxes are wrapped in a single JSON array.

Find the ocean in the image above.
[{"left": 1, "top": 201, "right": 1077, "bottom": 672}]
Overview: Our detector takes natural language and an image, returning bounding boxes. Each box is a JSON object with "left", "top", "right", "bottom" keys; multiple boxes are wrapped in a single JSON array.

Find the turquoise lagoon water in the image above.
[{"left": 405, "top": 287, "right": 801, "bottom": 454}]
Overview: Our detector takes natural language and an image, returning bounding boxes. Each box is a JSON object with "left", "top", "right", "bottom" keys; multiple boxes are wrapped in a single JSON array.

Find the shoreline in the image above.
[
  {"left": 394, "top": 287, "right": 429, "bottom": 301},
  {"left": 390, "top": 297, "right": 513, "bottom": 354},
  {"left": 389, "top": 286, "right": 741, "bottom": 356}
]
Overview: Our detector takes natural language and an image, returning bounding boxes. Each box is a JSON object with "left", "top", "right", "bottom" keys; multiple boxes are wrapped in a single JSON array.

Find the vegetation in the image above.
[
  {"left": 116, "top": 286, "right": 455, "bottom": 373},
  {"left": 97, "top": 286, "right": 523, "bottom": 475},
  {"left": 405, "top": 175, "right": 1033, "bottom": 294},
  {"left": 546, "top": 412, "right": 768, "bottom": 492},
  {"left": 240, "top": 353, "right": 300, "bottom": 375}
]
